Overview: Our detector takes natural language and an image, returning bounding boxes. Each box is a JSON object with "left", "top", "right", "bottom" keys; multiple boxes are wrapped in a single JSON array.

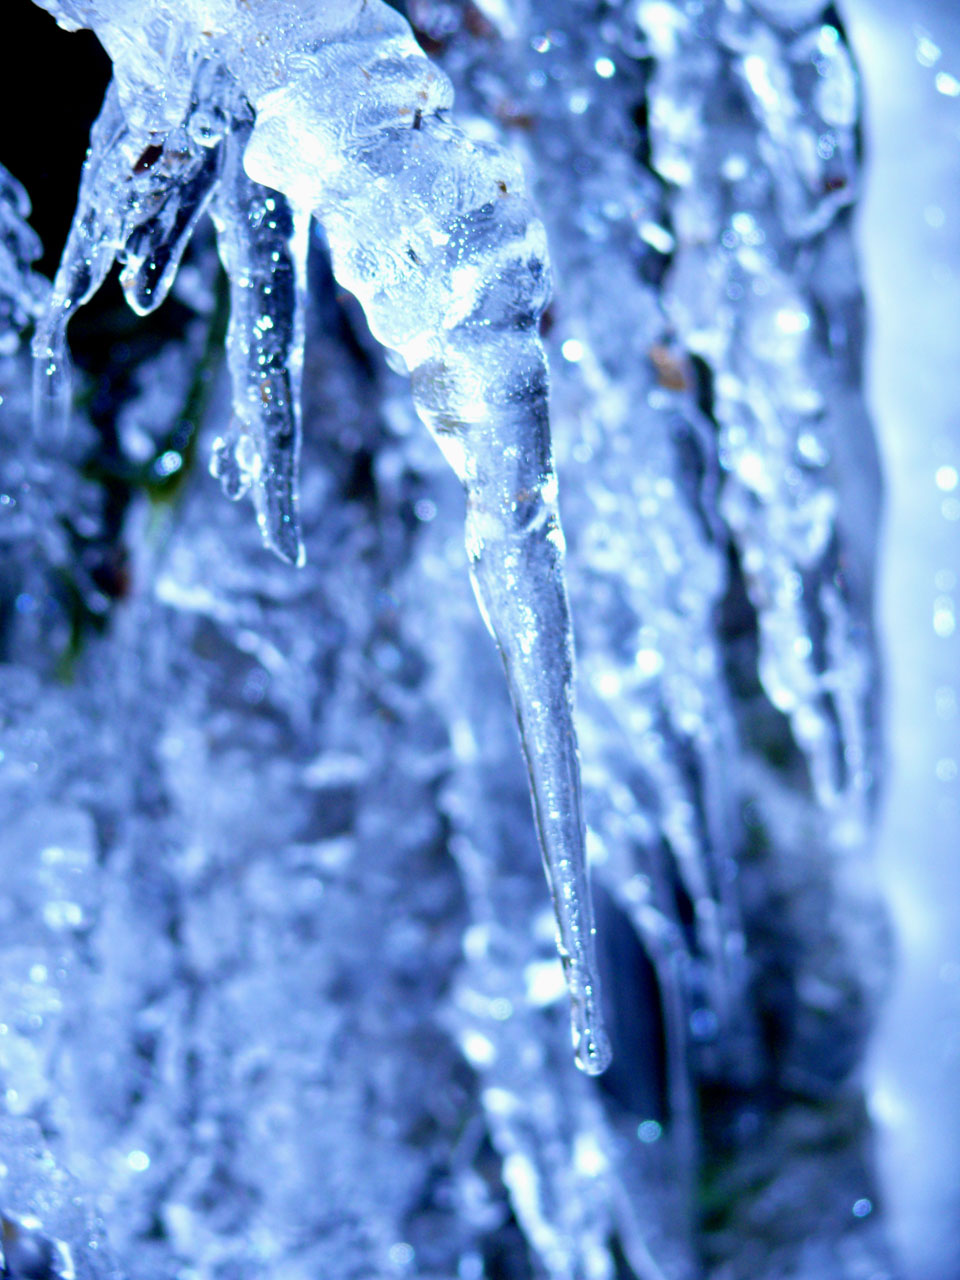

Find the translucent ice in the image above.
[
  {"left": 0, "top": 1117, "right": 120, "bottom": 1280},
  {"left": 210, "top": 113, "right": 306, "bottom": 565}
]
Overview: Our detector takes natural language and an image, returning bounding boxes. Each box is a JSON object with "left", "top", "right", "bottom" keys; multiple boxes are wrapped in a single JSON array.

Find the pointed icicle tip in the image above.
[
  {"left": 575, "top": 1029, "right": 613, "bottom": 1077},
  {"left": 571, "top": 990, "right": 612, "bottom": 1076},
  {"left": 259, "top": 512, "right": 305, "bottom": 567}
]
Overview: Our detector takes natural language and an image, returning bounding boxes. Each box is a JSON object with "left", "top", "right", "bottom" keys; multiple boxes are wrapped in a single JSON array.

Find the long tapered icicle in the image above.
[
  {"left": 417, "top": 325, "right": 611, "bottom": 1073},
  {"left": 467, "top": 415, "right": 612, "bottom": 1075},
  {"left": 243, "top": 3, "right": 611, "bottom": 1070}
]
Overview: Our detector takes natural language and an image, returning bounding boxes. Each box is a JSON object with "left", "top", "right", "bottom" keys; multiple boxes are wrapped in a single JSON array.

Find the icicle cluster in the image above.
[
  {"left": 31, "top": 0, "right": 610, "bottom": 1074},
  {"left": 643, "top": 0, "right": 878, "bottom": 818},
  {"left": 401, "top": 1, "right": 889, "bottom": 1275},
  {"left": 0, "top": 1, "right": 896, "bottom": 1278}
]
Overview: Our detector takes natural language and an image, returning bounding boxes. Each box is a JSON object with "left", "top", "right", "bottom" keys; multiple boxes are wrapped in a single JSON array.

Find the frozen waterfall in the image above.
[{"left": 0, "top": 0, "right": 956, "bottom": 1278}]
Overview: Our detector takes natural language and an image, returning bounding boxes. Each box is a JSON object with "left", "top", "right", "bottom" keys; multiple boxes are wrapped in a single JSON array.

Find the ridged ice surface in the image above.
[{"left": 1, "top": 1, "right": 898, "bottom": 1278}]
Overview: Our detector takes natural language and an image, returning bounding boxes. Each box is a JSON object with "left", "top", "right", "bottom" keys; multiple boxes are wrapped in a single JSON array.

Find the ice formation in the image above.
[
  {"left": 31, "top": 0, "right": 610, "bottom": 1076},
  {"left": 0, "top": 164, "right": 47, "bottom": 355},
  {"left": 0, "top": 0, "right": 905, "bottom": 1277},
  {"left": 643, "top": 0, "right": 877, "bottom": 815}
]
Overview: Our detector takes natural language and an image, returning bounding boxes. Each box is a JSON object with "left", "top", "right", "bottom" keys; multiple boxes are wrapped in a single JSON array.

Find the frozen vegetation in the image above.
[{"left": 0, "top": 0, "right": 951, "bottom": 1276}]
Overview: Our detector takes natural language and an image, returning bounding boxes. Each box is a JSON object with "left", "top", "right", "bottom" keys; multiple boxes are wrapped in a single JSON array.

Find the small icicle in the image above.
[
  {"left": 211, "top": 115, "right": 305, "bottom": 566},
  {"left": 119, "top": 149, "right": 222, "bottom": 316},
  {"left": 32, "top": 82, "right": 128, "bottom": 441},
  {"left": 119, "top": 60, "right": 233, "bottom": 315},
  {"left": 33, "top": 64, "right": 228, "bottom": 436}
]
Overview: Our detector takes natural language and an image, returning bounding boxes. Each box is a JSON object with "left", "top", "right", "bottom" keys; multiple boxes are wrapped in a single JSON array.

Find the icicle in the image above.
[
  {"left": 209, "top": 114, "right": 305, "bottom": 566},
  {"left": 452, "top": 384, "right": 611, "bottom": 1075},
  {"left": 32, "top": 63, "right": 229, "bottom": 437},
  {"left": 643, "top": 0, "right": 875, "bottom": 816},
  {"left": 32, "top": 83, "right": 128, "bottom": 439},
  {"left": 240, "top": 3, "right": 609, "bottom": 1069},
  {"left": 119, "top": 59, "right": 236, "bottom": 315}
]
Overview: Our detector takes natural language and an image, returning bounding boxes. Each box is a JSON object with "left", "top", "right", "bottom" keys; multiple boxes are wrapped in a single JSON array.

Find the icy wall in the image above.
[{"left": 0, "top": 0, "right": 947, "bottom": 1276}]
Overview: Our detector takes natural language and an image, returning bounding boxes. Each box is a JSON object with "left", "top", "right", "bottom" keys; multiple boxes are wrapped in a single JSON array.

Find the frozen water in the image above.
[
  {"left": 0, "top": 0, "right": 929, "bottom": 1276},
  {"left": 31, "top": 72, "right": 224, "bottom": 440},
  {"left": 643, "top": 0, "right": 879, "bottom": 818}
]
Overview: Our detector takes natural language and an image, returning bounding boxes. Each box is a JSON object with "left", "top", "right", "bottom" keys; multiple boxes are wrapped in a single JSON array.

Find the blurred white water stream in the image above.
[{"left": 846, "top": 0, "right": 960, "bottom": 1274}]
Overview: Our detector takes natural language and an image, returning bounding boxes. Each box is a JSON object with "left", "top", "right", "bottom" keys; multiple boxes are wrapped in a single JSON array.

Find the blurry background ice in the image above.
[{"left": 846, "top": 0, "right": 960, "bottom": 1275}]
